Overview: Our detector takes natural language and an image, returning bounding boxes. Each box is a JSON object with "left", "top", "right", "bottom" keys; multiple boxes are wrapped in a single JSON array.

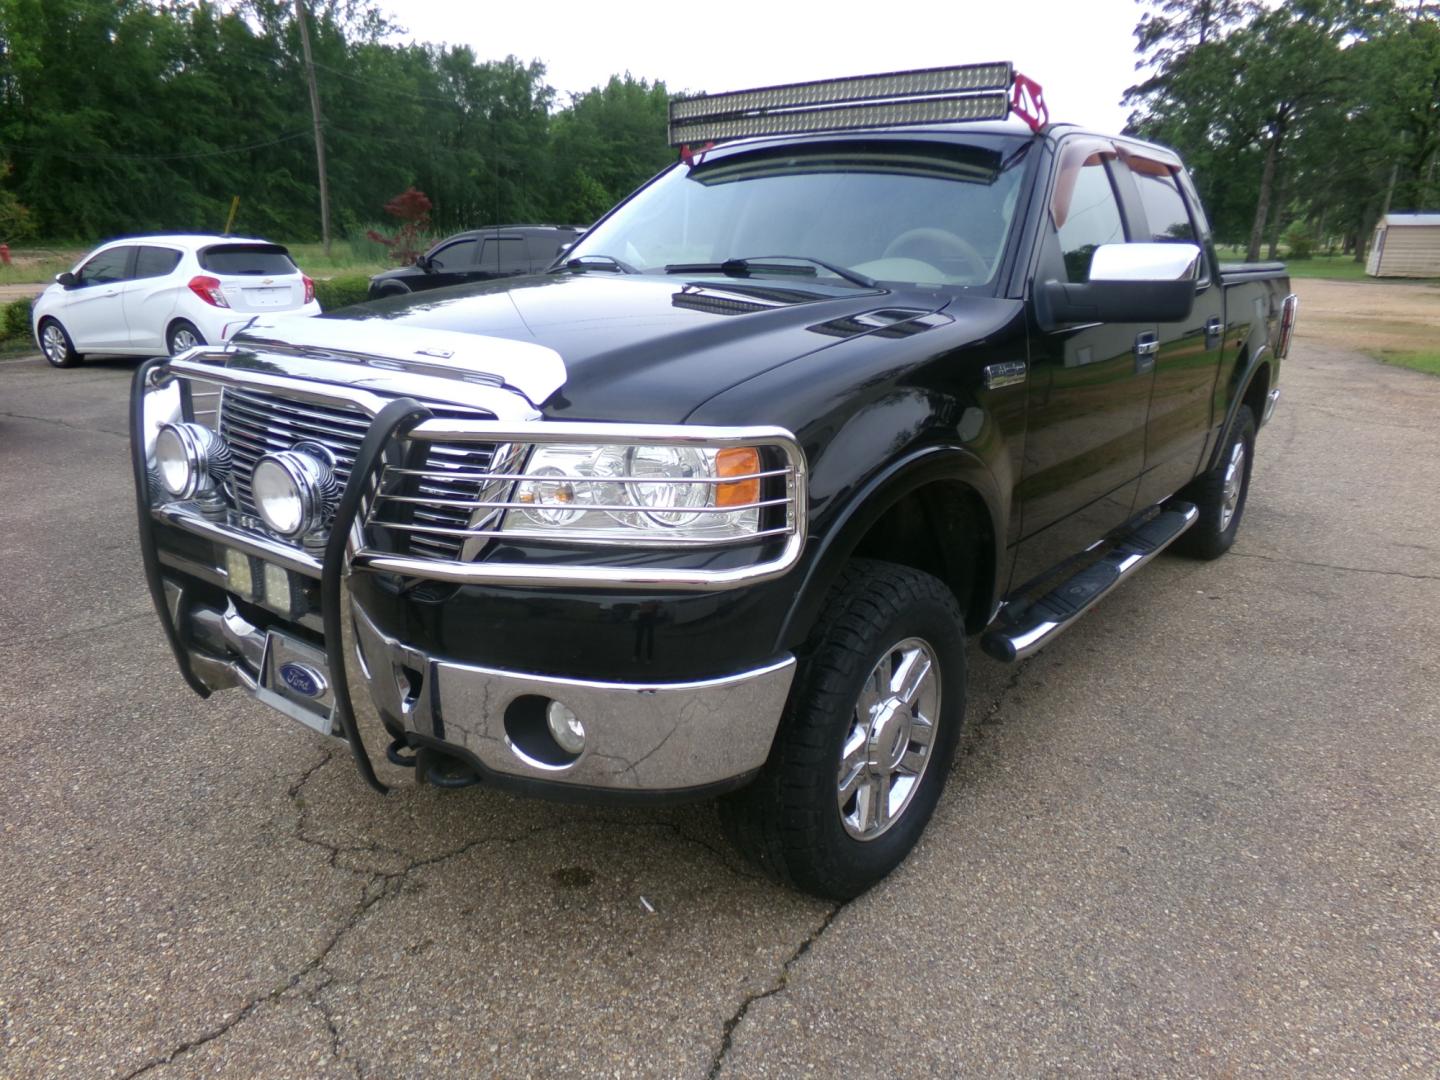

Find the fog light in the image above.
[
  {"left": 546, "top": 701, "right": 586, "bottom": 755},
  {"left": 155, "top": 422, "right": 230, "bottom": 499},
  {"left": 263, "top": 562, "right": 292, "bottom": 614},
  {"left": 252, "top": 448, "right": 337, "bottom": 538},
  {"left": 223, "top": 547, "right": 254, "bottom": 597}
]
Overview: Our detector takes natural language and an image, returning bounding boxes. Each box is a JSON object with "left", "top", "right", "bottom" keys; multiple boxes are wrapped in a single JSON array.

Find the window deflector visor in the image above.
[{"left": 1050, "top": 140, "right": 1118, "bottom": 230}]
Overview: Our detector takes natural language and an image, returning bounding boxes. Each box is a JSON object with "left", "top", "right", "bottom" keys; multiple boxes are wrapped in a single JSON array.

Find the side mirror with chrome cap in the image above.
[{"left": 1039, "top": 242, "right": 1202, "bottom": 326}]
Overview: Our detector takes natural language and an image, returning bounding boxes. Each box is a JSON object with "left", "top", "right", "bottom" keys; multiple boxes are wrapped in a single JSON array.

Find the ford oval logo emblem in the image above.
[{"left": 279, "top": 662, "right": 327, "bottom": 699}]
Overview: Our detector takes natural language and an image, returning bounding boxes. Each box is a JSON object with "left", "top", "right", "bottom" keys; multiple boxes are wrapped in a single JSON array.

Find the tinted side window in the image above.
[
  {"left": 429, "top": 239, "right": 478, "bottom": 270},
  {"left": 1132, "top": 170, "right": 1197, "bottom": 244},
  {"left": 1055, "top": 161, "right": 1125, "bottom": 283},
  {"left": 199, "top": 244, "right": 297, "bottom": 275},
  {"left": 479, "top": 237, "right": 527, "bottom": 273},
  {"left": 80, "top": 246, "right": 134, "bottom": 284},
  {"left": 526, "top": 233, "right": 570, "bottom": 266},
  {"left": 134, "top": 246, "right": 182, "bottom": 279}
]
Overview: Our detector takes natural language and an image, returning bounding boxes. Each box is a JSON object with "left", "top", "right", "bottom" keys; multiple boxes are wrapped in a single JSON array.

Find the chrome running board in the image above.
[{"left": 982, "top": 501, "right": 1199, "bottom": 663}]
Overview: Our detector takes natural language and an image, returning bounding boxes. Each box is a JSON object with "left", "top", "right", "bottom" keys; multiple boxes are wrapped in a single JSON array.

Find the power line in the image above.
[{"left": 310, "top": 60, "right": 469, "bottom": 106}]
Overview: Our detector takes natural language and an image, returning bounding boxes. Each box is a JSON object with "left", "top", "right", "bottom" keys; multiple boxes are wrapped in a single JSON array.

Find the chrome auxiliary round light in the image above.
[
  {"left": 155, "top": 422, "right": 230, "bottom": 499},
  {"left": 251, "top": 448, "right": 338, "bottom": 538}
]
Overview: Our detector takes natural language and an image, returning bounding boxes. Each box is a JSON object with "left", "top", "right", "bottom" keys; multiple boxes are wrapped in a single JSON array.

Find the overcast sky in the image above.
[{"left": 377, "top": 0, "right": 1146, "bottom": 133}]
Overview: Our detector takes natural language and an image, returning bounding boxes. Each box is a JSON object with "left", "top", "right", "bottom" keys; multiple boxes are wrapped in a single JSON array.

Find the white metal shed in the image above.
[{"left": 1366, "top": 213, "right": 1440, "bottom": 277}]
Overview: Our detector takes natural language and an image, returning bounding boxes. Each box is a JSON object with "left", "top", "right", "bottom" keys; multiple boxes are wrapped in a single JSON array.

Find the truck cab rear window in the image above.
[
  {"left": 199, "top": 245, "right": 297, "bottom": 276},
  {"left": 1132, "top": 170, "right": 1197, "bottom": 245}
]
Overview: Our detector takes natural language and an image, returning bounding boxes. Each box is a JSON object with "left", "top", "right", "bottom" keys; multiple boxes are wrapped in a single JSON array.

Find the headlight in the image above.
[
  {"left": 501, "top": 443, "right": 766, "bottom": 542},
  {"left": 626, "top": 445, "right": 711, "bottom": 526},
  {"left": 252, "top": 447, "right": 338, "bottom": 538},
  {"left": 154, "top": 422, "right": 230, "bottom": 499}
]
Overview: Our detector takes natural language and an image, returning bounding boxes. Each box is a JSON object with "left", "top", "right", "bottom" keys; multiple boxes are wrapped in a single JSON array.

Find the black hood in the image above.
[{"left": 324, "top": 272, "right": 949, "bottom": 422}]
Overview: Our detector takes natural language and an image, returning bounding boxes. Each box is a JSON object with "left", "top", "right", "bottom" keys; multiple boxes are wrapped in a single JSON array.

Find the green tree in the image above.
[
  {"left": 0, "top": 0, "right": 677, "bottom": 242},
  {"left": 1125, "top": 0, "right": 1416, "bottom": 260},
  {"left": 548, "top": 75, "right": 673, "bottom": 224}
]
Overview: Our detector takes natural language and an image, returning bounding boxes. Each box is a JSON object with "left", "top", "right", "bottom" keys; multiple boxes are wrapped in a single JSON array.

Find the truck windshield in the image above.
[{"left": 567, "top": 138, "right": 1032, "bottom": 289}]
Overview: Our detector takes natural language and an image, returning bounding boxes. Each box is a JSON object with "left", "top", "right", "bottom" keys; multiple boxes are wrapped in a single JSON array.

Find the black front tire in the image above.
[
  {"left": 38, "top": 318, "right": 82, "bottom": 368},
  {"left": 719, "top": 559, "right": 966, "bottom": 900},
  {"left": 1176, "top": 403, "right": 1256, "bottom": 560}
]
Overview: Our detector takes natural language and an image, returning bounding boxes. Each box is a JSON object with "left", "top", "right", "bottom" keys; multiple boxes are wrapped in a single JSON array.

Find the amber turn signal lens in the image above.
[{"left": 715, "top": 447, "right": 761, "bottom": 508}]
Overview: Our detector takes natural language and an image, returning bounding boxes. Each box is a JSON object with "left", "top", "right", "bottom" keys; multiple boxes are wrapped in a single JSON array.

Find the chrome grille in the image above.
[{"left": 218, "top": 387, "right": 499, "bottom": 560}]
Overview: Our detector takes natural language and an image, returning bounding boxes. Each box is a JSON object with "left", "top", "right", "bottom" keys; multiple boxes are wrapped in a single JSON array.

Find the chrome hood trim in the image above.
[{"left": 230, "top": 314, "right": 566, "bottom": 408}]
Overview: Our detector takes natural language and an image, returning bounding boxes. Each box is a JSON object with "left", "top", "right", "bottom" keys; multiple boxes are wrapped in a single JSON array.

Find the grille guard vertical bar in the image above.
[
  {"left": 321, "top": 397, "right": 434, "bottom": 795},
  {"left": 131, "top": 357, "right": 212, "bottom": 699}
]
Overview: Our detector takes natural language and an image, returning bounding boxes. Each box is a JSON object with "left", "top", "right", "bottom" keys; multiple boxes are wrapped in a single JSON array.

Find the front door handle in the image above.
[
  {"left": 1205, "top": 317, "right": 1223, "bottom": 342},
  {"left": 1134, "top": 331, "right": 1159, "bottom": 374}
]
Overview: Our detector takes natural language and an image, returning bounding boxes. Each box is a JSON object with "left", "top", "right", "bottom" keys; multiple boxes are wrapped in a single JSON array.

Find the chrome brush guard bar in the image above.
[{"left": 139, "top": 352, "right": 808, "bottom": 592}]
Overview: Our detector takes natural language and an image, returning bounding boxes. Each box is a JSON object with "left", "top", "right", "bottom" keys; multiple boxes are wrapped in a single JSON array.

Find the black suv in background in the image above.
[{"left": 367, "top": 225, "right": 582, "bottom": 299}]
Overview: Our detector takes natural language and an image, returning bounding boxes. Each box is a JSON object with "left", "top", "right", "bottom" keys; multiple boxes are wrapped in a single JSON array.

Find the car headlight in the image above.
[
  {"left": 501, "top": 443, "right": 766, "bottom": 542},
  {"left": 154, "top": 422, "right": 231, "bottom": 499}
]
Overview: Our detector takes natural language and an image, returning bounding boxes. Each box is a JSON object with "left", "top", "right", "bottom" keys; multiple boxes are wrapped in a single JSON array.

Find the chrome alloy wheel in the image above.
[
  {"left": 836, "top": 637, "right": 941, "bottom": 841},
  {"left": 1220, "top": 439, "right": 1246, "bottom": 531},
  {"left": 169, "top": 327, "right": 199, "bottom": 354},
  {"left": 41, "top": 323, "right": 68, "bottom": 364}
]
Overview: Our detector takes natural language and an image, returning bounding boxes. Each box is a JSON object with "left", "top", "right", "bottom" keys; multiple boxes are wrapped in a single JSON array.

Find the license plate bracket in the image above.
[{"left": 256, "top": 629, "right": 336, "bottom": 737}]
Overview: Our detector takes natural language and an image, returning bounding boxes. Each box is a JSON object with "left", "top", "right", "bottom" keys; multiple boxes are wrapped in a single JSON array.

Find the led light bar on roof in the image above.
[
  {"left": 669, "top": 62, "right": 1014, "bottom": 125},
  {"left": 669, "top": 92, "right": 1012, "bottom": 147}
]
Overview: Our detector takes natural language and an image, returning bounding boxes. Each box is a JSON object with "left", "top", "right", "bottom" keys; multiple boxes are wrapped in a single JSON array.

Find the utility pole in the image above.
[{"left": 295, "top": 0, "right": 331, "bottom": 256}]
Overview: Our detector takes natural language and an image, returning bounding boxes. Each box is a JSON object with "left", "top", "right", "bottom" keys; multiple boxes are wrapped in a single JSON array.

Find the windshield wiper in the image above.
[
  {"left": 664, "top": 255, "right": 876, "bottom": 289},
  {"left": 559, "top": 254, "right": 639, "bottom": 274}
]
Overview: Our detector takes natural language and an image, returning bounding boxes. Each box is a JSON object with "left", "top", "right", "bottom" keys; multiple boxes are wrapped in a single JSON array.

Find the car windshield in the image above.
[
  {"left": 199, "top": 244, "right": 297, "bottom": 276},
  {"left": 566, "top": 137, "right": 1033, "bottom": 289}
]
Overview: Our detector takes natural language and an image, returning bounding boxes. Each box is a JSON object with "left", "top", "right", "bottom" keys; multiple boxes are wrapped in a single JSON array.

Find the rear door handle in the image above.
[{"left": 1134, "top": 331, "right": 1159, "bottom": 374}]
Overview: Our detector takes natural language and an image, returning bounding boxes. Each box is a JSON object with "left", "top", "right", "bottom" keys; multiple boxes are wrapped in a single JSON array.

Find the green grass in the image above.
[
  {"left": 1214, "top": 246, "right": 1370, "bottom": 280},
  {"left": 1214, "top": 246, "right": 1440, "bottom": 284},
  {"left": 1276, "top": 256, "right": 1373, "bottom": 281},
  {"left": 0, "top": 249, "right": 81, "bottom": 286},
  {"left": 1374, "top": 350, "right": 1440, "bottom": 376},
  {"left": 1276, "top": 255, "right": 1440, "bottom": 285},
  {"left": 284, "top": 242, "right": 390, "bottom": 279}
]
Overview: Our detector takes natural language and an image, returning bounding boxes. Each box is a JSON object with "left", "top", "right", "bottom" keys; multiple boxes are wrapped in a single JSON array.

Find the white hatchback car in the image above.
[{"left": 32, "top": 234, "right": 322, "bottom": 367}]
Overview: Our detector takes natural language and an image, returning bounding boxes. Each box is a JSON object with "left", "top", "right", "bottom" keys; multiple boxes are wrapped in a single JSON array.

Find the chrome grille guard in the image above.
[{"left": 138, "top": 352, "right": 809, "bottom": 592}]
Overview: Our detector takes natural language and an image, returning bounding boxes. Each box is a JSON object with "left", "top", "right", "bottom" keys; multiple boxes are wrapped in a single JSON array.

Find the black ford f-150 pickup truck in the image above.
[{"left": 132, "top": 64, "right": 1297, "bottom": 899}]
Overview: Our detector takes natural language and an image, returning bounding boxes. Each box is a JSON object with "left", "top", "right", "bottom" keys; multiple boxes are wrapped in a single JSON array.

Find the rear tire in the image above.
[
  {"left": 38, "top": 319, "right": 81, "bottom": 368},
  {"left": 167, "top": 320, "right": 205, "bottom": 356},
  {"left": 1175, "top": 403, "right": 1256, "bottom": 560},
  {"left": 719, "top": 559, "right": 966, "bottom": 900}
]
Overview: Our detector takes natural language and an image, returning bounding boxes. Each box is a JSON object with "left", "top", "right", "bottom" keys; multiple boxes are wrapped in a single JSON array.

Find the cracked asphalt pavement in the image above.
[{"left": 2, "top": 279, "right": 1437, "bottom": 1077}]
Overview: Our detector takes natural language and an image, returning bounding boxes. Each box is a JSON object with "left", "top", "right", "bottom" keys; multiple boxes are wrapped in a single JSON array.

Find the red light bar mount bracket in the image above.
[
  {"left": 1010, "top": 72, "right": 1049, "bottom": 133},
  {"left": 679, "top": 142, "right": 715, "bottom": 167}
]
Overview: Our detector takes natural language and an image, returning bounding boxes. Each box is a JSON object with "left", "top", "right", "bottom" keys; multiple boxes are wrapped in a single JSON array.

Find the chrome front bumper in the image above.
[{"left": 165, "top": 577, "right": 795, "bottom": 795}]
